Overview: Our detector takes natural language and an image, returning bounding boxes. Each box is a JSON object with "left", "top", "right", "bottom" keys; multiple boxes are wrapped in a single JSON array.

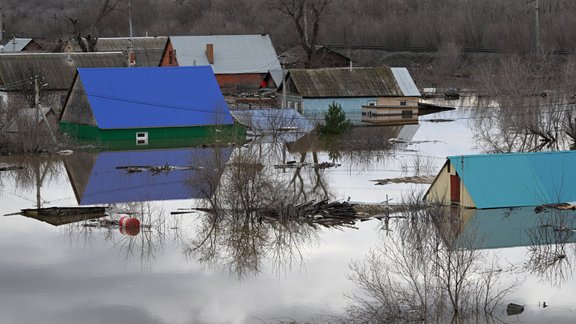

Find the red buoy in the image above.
[{"left": 119, "top": 216, "right": 141, "bottom": 236}]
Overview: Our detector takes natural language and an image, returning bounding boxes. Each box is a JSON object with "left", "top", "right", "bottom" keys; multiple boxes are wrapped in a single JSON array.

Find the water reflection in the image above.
[
  {"left": 185, "top": 141, "right": 329, "bottom": 277},
  {"left": 438, "top": 206, "right": 576, "bottom": 288},
  {"left": 287, "top": 125, "right": 419, "bottom": 171},
  {"left": 346, "top": 198, "right": 516, "bottom": 323},
  {"left": 64, "top": 147, "right": 232, "bottom": 204}
]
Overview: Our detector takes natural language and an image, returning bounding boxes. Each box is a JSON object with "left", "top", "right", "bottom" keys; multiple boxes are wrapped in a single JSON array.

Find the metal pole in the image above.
[
  {"left": 282, "top": 68, "right": 287, "bottom": 109},
  {"left": 34, "top": 76, "right": 57, "bottom": 145},
  {"left": 535, "top": 0, "right": 540, "bottom": 54},
  {"left": 128, "top": 0, "right": 134, "bottom": 66}
]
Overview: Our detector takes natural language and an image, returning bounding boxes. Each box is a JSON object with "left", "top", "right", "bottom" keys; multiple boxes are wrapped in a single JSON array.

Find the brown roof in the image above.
[
  {"left": 69, "top": 37, "right": 168, "bottom": 67},
  {"left": 0, "top": 52, "right": 127, "bottom": 90},
  {"left": 288, "top": 66, "right": 403, "bottom": 98}
]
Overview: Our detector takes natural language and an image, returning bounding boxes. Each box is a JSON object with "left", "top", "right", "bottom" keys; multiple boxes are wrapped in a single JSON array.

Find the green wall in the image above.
[{"left": 59, "top": 122, "right": 246, "bottom": 150}]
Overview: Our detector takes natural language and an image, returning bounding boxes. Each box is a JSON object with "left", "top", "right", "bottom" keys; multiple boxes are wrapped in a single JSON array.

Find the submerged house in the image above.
[
  {"left": 283, "top": 66, "right": 420, "bottom": 125},
  {"left": 424, "top": 151, "right": 576, "bottom": 209},
  {"left": 59, "top": 66, "right": 241, "bottom": 149},
  {"left": 161, "top": 35, "right": 282, "bottom": 94},
  {"left": 0, "top": 52, "right": 126, "bottom": 128}
]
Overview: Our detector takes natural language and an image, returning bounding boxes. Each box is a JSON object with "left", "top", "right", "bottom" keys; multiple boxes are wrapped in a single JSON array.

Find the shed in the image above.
[
  {"left": 162, "top": 35, "right": 282, "bottom": 94},
  {"left": 283, "top": 66, "right": 420, "bottom": 125},
  {"left": 59, "top": 66, "right": 242, "bottom": 149},
  {"left": 424, "top": 151, "right": 576, "bottom": 209},
  {"left": 278, "top": 45, "right": 352, "bottom": 69}
]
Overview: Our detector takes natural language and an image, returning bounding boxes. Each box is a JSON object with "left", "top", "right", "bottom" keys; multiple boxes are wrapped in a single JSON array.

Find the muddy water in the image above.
[{"left": 0, "top": 104, "right": 575, "bottom": 323}]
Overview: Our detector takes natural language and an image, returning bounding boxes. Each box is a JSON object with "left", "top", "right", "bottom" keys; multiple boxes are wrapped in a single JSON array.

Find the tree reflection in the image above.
[
  {"left": 184, "top": 141, "right": 334, "bottom": 278},
  {"left": 345, "top": 197, "right": 516, "bottom": 323},
  {"left": 524, "top": 210, "right": 576, "bottom": 288},
  {"left": 0, "top": 155, "right": 62, "bottom": 208},
  {"left": 472, "top": 55, "right": 575, "bottom": 152}
]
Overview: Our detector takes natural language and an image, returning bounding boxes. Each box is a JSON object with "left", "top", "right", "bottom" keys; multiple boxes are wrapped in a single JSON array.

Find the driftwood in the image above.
[{"left": 534, "top": 203, "right": 576, "bottom": 213}]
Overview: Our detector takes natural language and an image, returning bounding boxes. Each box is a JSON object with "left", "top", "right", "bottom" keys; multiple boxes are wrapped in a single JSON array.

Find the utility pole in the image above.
[
  {"left": 0, "top": 0, "right": 4, "bottom": 43},
  {"left": 128, "top": 0, "right": 135, "bottom": 66},
  {"left": 528, "top": 0, "right": 541, "bottom": 54},
  {"left": 282, "top": 67, "right": 287, "bottom": 109},
  {"left": 34, "top": 75, "right": 57, "bottom": 145}
]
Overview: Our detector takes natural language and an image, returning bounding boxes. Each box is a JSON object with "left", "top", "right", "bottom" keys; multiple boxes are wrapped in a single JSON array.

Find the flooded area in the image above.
[{"left": 1, "top": 99, "right": 576, "bottom": 323}]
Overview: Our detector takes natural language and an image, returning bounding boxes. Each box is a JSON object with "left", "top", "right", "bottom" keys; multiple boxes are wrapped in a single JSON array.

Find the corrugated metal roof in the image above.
[
  {"left": 70, "top": 37, "right": 168, "bottom": 67},
  {"left": 448, "top": 150, "right": 576, "bottom": 209},
  {"left": 169, "top": 35, "right": 282, "bottom": 74},
  {"left": 76, "top": 147, "right": 233, "bottom": 204},
  {"left": 231, "top": 108, "right": 314, "bottom": 134},
  {"left": 76, "top": 66, "right": 234, "bottom": 129},
  {"left": 0, "top": 52, "right": 127, "bottom": 90},
  {"left": 1, "top": 38, "right": 32, "bottom": 52},
  {"left": 391, "top": 67, "right": 421, "bottom": 96},
  {"left": 289, "top": 66, "right": 411, "bottom": 98}
]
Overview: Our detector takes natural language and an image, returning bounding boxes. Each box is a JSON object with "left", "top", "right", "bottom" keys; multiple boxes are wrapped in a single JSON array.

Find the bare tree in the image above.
[
  {"left": 68, "top": 0, "right": 122, "bottom": 52},
  {"left": 271, "top": 0, "right": 332, "bottom": 68}
]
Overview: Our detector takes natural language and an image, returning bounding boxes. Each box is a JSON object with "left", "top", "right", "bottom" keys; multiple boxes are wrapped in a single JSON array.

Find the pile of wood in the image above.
[{"left": 259, "top": 199, "right": 370, "bottom": 228}]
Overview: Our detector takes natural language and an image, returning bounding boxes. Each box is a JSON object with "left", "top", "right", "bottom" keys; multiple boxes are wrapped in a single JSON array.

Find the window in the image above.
[
  {"left": 400, "top": 101, "right": 406, "bottom": 106},
  {"left": 136, "top": 132, "right": 148, "bottom": 145},
  {"left": 368, "top": 101, "right": 376, "bottom": 106},
  {"left": 402, "top": 110, "right": 413, "bottom": 118}
]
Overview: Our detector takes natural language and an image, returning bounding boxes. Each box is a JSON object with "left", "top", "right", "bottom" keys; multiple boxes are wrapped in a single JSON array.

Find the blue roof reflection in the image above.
[{"left": 67, "top": 147, "right": 232, "bottom": 205}]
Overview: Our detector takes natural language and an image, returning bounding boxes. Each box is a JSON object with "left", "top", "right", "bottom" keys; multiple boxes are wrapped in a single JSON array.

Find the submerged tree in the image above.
[
  {"left": 345, "top": 197, "right": 517, "bottom": 323},
  {"left": 320, "top": 102, "right": 352, "bottom": 134}
]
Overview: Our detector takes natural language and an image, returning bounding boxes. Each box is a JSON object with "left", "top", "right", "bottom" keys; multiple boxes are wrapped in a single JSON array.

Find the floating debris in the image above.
[
  {"left": 534, "top": 203, "right": 576, "bottom": 213},
  {"left": 506, "top": 303, "right": 524, "bottom": 315},
  {"left": 0, "top": 165, "right": 24, "bottom": 172},
  {"left": 371, "top": 175, "right": 435, "bottom": 185},
  {"left": 116, "top": 164, "right": 200, "bottom": 174},
  {"left": 274, "top": 162, "right": 340, "bottom": 169}
]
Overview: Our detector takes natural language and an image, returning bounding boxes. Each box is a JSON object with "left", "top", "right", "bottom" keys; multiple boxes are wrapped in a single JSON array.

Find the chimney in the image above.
[{"left": 206, "top": 43, "right": 214, "bottom": 64}]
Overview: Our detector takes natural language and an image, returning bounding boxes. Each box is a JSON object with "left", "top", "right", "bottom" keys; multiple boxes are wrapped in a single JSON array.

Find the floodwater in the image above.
[{"left": 1, "top": 98, "right": 575, "bottom": 323}]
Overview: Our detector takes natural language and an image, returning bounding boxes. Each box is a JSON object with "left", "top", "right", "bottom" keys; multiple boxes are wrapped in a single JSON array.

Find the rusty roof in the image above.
[
  {"left": 288, "top": 66, "right": 411, "bottom": 98},
  {"left": 0, "top": 52, "right": 127, "bottom": 90}
]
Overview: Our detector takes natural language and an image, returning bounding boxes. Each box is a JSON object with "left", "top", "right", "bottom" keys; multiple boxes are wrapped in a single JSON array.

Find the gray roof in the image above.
[
  {"left": 391, "top": 67, "right": 421, "bottom": 96},
  {"left": 1, "top": 38, "right": 33, "bottom": 52},
  {"left": 289, "top": 66, "right": 420, "bottom": 98},
  {"left": 0, "top": 52, "right": 127, "bottom": 90},
  {"left": 169, "top": 35, "right": 282, "bottom": 74},
  {"left": 69, "top": 37, "right": 168, "bottom": 67}
]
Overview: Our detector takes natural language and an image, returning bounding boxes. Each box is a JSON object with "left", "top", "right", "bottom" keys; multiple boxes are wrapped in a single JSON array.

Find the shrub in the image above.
[{"left": 320, "top": 102, "right": 352, "bottom": 134}]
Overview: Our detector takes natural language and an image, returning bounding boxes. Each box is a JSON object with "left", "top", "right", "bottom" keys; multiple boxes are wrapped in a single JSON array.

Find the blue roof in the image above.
[
  {"left": 77, "top": 147, "right": 232, "bottom": 204},
  {"left": 449, "top": 151, "right": 576, "bottom": 209},
  {"left": 77, "top": 66, "right": 234, "bottom": 129}
]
